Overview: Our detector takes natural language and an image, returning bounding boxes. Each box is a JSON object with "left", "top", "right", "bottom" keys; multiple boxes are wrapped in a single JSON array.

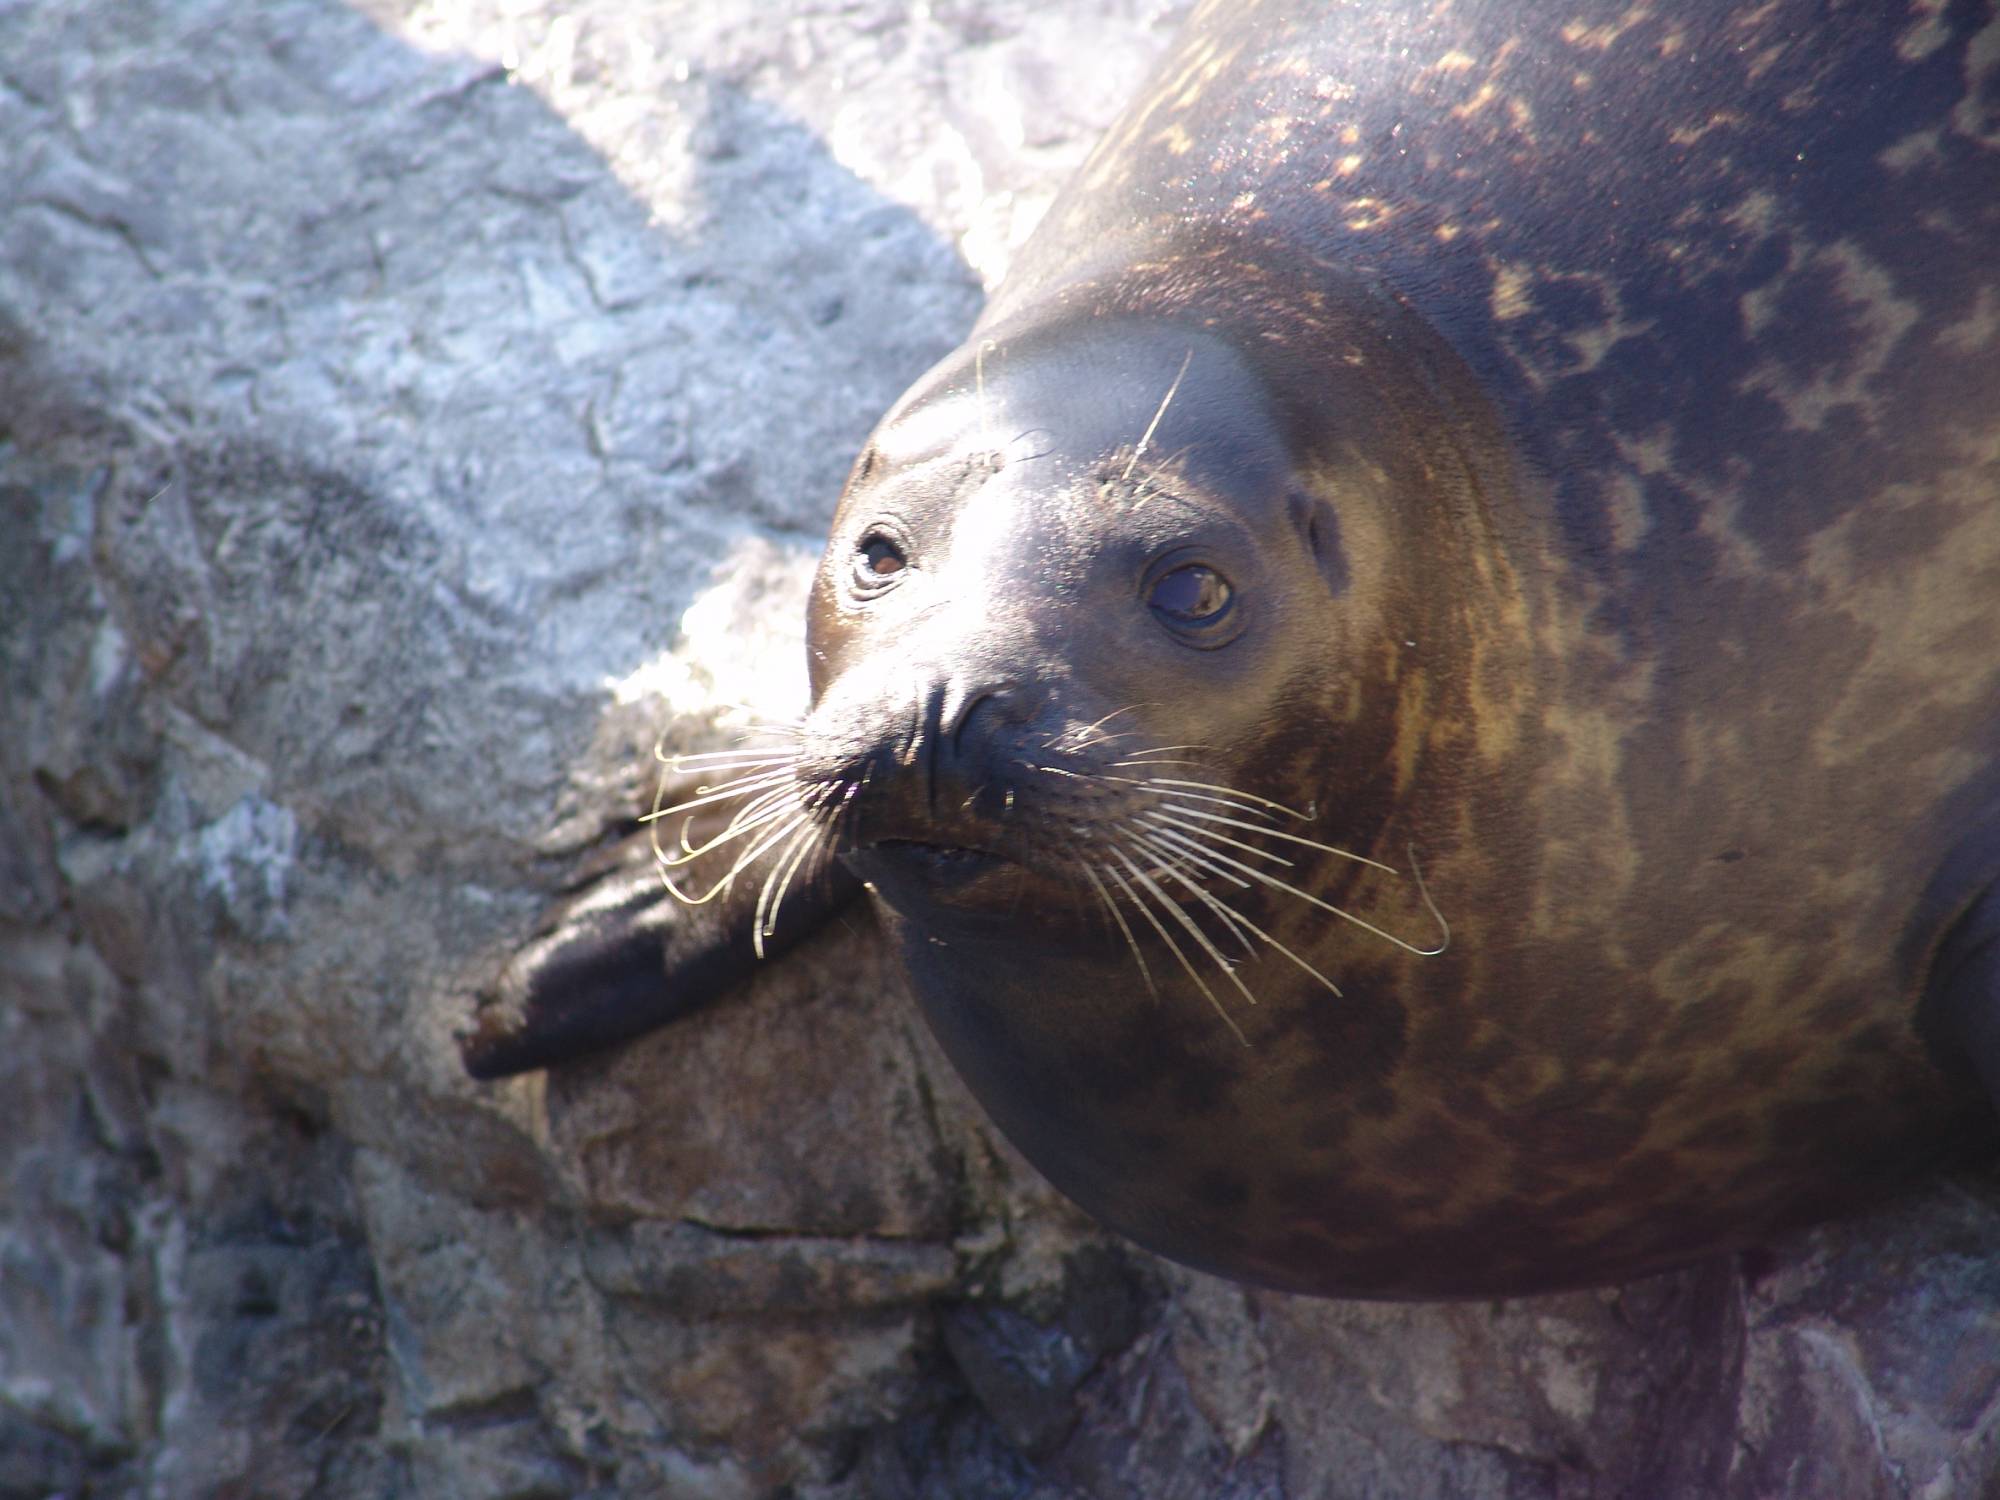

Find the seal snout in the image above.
[{"left": 798, "top": 663, "right": 1047, "bottom": 868}]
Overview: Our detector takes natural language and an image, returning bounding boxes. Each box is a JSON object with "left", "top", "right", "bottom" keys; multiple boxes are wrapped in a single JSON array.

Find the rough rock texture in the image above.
[{"left": 1, "top": 2, "right": 1997, "bottom": 1496}]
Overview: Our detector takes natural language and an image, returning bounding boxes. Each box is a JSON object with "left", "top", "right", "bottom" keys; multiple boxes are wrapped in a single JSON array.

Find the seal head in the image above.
[{"left": 794, "top": 244, "right": 1567, "bottom": 1294}]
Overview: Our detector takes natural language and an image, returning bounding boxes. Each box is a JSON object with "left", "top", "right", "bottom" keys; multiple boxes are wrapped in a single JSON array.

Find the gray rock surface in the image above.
[{"left": 2, "top": 2, "right": 1996, "bottom": 1496}]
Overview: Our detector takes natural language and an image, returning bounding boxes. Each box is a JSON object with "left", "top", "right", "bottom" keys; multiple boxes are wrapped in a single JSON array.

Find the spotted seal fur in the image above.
[{"left": 464, "top": 0, "right": 2000, "bottom": 1298}]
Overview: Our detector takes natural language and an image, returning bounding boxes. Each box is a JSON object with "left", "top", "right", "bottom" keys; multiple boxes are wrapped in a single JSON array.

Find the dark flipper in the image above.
[{"left": 458, "top": 826, "right": 862, "bottom": 1080}]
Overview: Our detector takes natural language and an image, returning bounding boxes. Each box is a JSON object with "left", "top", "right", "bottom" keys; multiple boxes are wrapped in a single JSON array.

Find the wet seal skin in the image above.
[{"left": 462, "top": 0, "right": 2000, "bottom": 1299}]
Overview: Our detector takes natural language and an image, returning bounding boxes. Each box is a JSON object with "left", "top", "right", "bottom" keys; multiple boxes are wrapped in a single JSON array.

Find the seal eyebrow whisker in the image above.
[
  {"left": 1149, "top": 805, "right": 1399, "bottom": 873},
  {"left": 1121, "top": 346, "right": 1195, "bottom": 487},
  {"left": 1107, "top": 846, "right": 1251, "bottom": 1047}
]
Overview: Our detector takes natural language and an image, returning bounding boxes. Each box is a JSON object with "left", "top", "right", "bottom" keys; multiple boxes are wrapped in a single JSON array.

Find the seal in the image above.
[{"left": 463, "top": 0, "right": 2000, "bottom": 1298}]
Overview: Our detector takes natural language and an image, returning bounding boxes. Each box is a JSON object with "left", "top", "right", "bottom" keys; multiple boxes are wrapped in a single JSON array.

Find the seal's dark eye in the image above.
[
  {"left": 1149, "top": 563, "right": 1232, "bottom": 624},
  {"left": 855, "top": 532, "right": 906, "bottom": 586}
]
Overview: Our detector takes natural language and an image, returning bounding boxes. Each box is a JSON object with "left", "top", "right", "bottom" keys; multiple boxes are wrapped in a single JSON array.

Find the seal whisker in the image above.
[
  {"left": 1137, "top": 835, "right": 1345, "bottom": 999},
  {"left": 1102, "top": 776, "right": 1291, "bottom": 822},
  {"left": 1121, "top": 785, "right": 1291, "bottom": 828},
  {"left": 1133, "top": 777, "right": 1309, "bottom": 819},
  {"left": 1147, "top": 805, "right": 1399, "bottom": 873},
  {"left": 1073, "top": 703, "right": 1151, "bottom": 739},
  {"left": 718, "top": 781, "right": 804, "bottom": 830},
  {"left": 656, "top": 807, "right": 809, "bottom": 907},
  {"left": 682, "top": 711, "right": 806, "bottom": 740},
  {"left": 754, "top": 818, "right": 825, "bottom": 958},
  {"left": 1136, "top": 824, "right": 1260, "bottom": 884},
  {"left": 1121, "top": 347, "right": 1195, "bottom": 487},
  {"left": 658, "top": 786, "right": 799, "bottom": 864},
  {"left": 642, "top": 768, "right": 797, "bottom": 826},
  {"left": 1129, "top": 836, "right": 1203, "bottom": 887},
  {"left": 652, "top": 725, "right": 802, "bottom": 769},
  {"left": 1051, "top": 727, "right": 1154, "bottom": 755},
  {"left": 1168, "top": 835, "right": 1447, "bottom": 957},
  {"left": 1131, "top": 830, "right": 1259, "bottom": 958},
  {"left": 663, "top": 749, "right": 800, "bottom": 769},
  {"left": 1123, "top": 851, "right": 1258, "bottom": 990},
  {"left": 1077, "top": 858, "right": 1161, "bottom": 1002},
  {"left": 1140, "top": 811, "right": 1294, "bottom": 870},
  {"left": 1104, "top": 851, "right": 1249, "bottom": 1045},
  {"left": 1405, "top": 842, "right": 1451, "bottom": 958},
  {"left": 1109, "top": 744, "right": 1210, "bottom": 763},
  {"left": 656, "top": 800, "right": 793, "bottom": 872}
]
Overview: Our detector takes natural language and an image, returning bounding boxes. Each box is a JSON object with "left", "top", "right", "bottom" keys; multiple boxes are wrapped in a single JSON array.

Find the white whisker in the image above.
[
  {"left": 1132, "top": 832, "right": 1257, "bottom": 956},
  {"left": 657, "top": 809, "right": 807, "bottom": 906},
  {"left": 1162, "top": 835, "right": 1446, "bottom": 956},
  {"left": 1121, "top": 347, "right": 1195, "bottom": 486},
  {"left": 1110, "top": 845, "right": 1252, "bottom": 1046},
  {"left": 1079, "top": 859, "right": 1160, "bottom": 1001},
  {"left": 1134, "top": 777, "right": 1309, "bottom": 818},
  {"left": 1140, "top": 810, "right": 1293, "bottom": 870},
  {"left": 1136, "top": 824, "right": 1256, "bottom": 885},
  {"left": 754, "top": 820, "right": 822, "bottom": 957},
  {"left": 662, "top": 749, "right": 799, "bottom": 770},
  {"left": 1109, "top": 745, "right": 1209, "bottom": 764},
  {"left": 1103, "top": 777, "right": 1289, "bottom": 822},
  {"left": 642, "top": 768, "right": 796, "bottom": 824},
  {"left": 1146, "top": 804, "right": 1398, "bottom": 874}
]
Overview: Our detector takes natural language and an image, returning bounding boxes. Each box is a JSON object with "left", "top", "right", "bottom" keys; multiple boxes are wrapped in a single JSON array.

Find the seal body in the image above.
[
  {"left": 468, "top": 0, "right": 2000, "bottom": 1299},
  {"left": 795, "top": 0, "right": 2000, "bottom": 1297}
]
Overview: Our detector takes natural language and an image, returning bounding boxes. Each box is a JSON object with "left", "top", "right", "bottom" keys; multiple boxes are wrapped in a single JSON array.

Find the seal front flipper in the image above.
[{"left": 458, "top": 826, "right": 862, "bottom": 1080}]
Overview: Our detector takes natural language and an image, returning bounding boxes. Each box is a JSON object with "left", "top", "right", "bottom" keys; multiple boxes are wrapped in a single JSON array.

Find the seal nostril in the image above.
[{"left": 940, "top": 679, "right": 1020, "bottom": 750}]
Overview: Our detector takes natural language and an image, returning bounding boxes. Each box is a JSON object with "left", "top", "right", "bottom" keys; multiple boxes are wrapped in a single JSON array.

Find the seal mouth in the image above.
[
  {"left": 846, "top": 837, "right": 1046, "bottom": 915},
  {"left": 854, "top": 837, "right": 1010, "bottom": 884}
]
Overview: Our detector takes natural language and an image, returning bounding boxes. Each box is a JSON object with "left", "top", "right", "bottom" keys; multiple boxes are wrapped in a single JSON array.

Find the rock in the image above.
[{"left": 2, "top": 1, "right": 1996, "bottom": 1496}]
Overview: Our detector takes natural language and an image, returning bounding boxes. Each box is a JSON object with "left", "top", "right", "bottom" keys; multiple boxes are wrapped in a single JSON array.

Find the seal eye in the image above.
[
  {"left": 1149, "top": 563, "right": 1233, "bottom": 625},
  {"left": 854, "top": 532, "right": 907, "bottom": 589}
]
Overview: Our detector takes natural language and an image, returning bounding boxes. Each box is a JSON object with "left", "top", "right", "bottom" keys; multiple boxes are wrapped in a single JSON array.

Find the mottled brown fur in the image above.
[
  {"left": 804, "top": 0, "right": 2000, "bottom": 1296},
  {"left": 468, "top": 0, "right": 2000, "bottom": 1298}
]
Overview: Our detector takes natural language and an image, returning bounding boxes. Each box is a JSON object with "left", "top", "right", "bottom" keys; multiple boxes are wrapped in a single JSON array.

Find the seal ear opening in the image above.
[{"left": 1288, "top": 488, "right": 1350, "bottom": 596}]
